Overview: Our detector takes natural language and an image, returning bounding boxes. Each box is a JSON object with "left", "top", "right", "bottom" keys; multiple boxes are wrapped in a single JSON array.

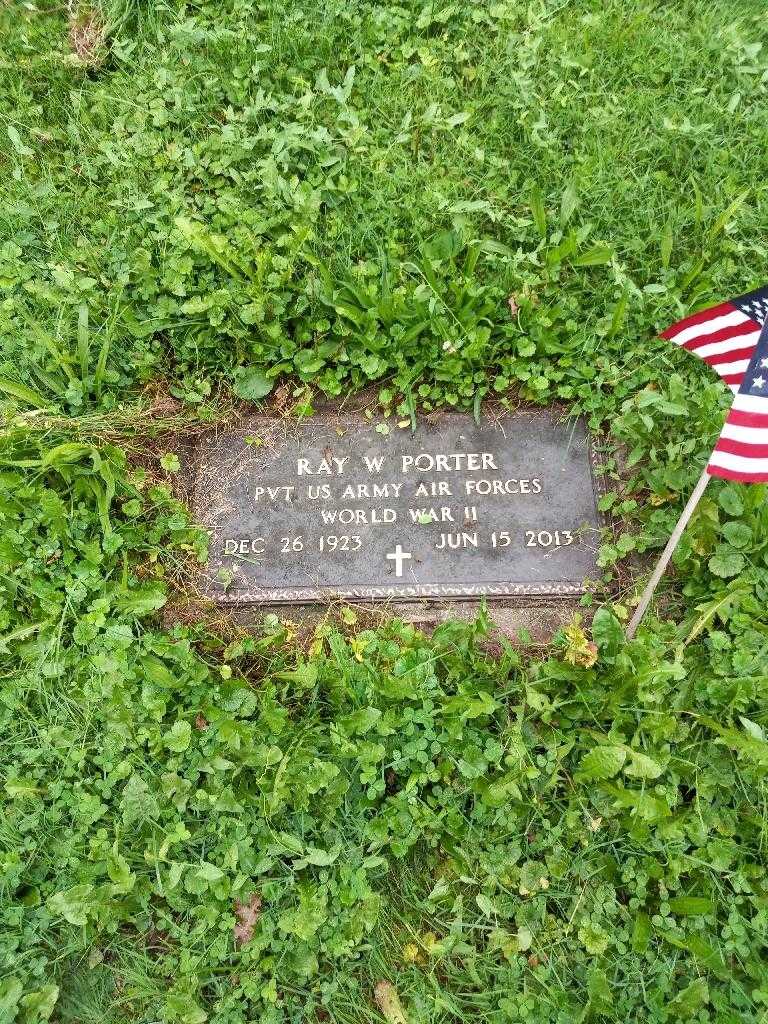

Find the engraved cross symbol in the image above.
[{"left": 386, "top": 544, "right": 412, "bottom": 578}]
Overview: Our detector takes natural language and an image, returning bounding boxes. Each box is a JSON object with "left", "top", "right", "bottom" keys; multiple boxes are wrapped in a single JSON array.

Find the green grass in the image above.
[
  {"left": 1, "top": 1, "right": 768, "bottom": 1022},
  {"left": 4, "top": 0, "right": 768, "bottom": 418}
]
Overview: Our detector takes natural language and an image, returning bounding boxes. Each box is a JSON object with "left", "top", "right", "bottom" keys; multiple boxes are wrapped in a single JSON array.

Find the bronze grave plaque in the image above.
[{"left": 193, "top": 410, "right": 605, "bottom": 604}]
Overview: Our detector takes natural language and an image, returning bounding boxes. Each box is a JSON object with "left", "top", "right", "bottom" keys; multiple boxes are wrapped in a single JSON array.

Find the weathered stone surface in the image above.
[{"left": 192, "top": 409, "right": 605, "bottom": 604}]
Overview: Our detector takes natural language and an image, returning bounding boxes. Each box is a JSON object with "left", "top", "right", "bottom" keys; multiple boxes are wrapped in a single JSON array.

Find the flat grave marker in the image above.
[{"left": 193, "top": 410, "right": 605, "bottom": 604}]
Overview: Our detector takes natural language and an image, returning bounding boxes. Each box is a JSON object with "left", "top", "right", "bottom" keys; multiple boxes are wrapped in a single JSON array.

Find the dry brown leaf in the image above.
[
  {"left": 273, "top": 383, "right": 291, "bottom": 413},
  {"left": 67, "top": 4, "right": 106, "bottom": 66},
  {"left": 233, "top": 893, "right": 262, "bottom": 946},
  {"left": 195, "top": 714, "right": 208, "bottom": 731},
  {"left": 374, "top": 981, "right": 409, "bottom": 1024},
  {"left": 507, "top": 295, "right": 519, "bottom": 316}
]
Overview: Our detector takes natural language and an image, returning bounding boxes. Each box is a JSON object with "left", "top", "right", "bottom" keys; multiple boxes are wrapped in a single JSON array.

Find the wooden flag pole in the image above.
[{"left": 626, "top": 468, "right": 711, "bottom": 639}]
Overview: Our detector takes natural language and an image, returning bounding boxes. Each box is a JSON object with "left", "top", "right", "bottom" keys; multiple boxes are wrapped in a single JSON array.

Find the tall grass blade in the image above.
[
  {"left": 607, "top": 287, "right": 630, "bottom": 339},
  {"left": 77, "top": 303, "right": 90, "bottom": 393},
  {"left": 94, "top": 327, "right": 112, "bottom": 399},
  {"left": 559, "top": 181, "right": 579, "bottom": 228},
  {"left": 528, "top": 184, "right": 547, "bottom": 239},
  {"left": 404, "top": 388, "right": 417, "bottom": 433},
  {"left": 0, "top": 379, "right": 50, "bottom": 408},
  {"left": 29, "top": 322, "right": 77, "bottom": 384},
  {"left": 709, "top": 190, "right": 749, "bottom": 239},
  {"left": 660, "top": 217, "right": 674, "bottom": 269}
]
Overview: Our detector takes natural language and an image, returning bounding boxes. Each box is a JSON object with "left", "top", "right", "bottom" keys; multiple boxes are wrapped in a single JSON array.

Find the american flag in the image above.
[{"left": 662, "top": 285, "right": 768, "bottom": 483}]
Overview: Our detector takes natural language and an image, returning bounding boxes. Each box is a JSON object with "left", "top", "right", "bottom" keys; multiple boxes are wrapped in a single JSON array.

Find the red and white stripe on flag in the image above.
[
  {"left": 662, "top": 285, "right": 768, "bottom": 483},
  {"left": 708, "top": 390, "right": 768, "bottom": 483}
]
